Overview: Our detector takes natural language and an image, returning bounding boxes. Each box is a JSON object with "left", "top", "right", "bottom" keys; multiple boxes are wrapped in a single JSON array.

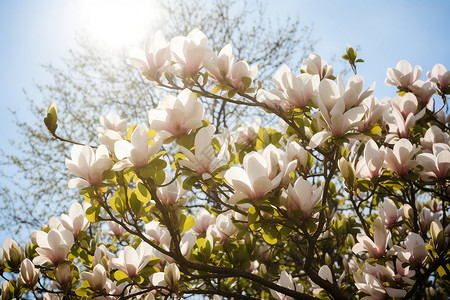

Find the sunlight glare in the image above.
[{"left": 75, "top": 0, "right": 163, "bottom": 50}]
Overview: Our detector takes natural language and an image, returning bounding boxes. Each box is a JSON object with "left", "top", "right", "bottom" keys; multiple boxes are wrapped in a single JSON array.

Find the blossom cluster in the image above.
[{"left": 1, "top": 29, "right": 449, "bottom": 300}]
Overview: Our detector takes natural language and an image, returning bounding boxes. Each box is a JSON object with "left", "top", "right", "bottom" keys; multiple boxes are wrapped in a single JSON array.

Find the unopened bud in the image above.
[
  {"left": 18, "top": 258, "right": 39, "bottom": 287},
  {"left": 164, "top": 263, "right": 180, "bottom": 289},
  {"left": 1, "top": 281, "right": 13, "bottom": 300},
  {"left": 3, "top": 238, "right": 24, "bottom": 268},
  {"left": 338, "top": 157, "right": 355, "bottom": 188}
]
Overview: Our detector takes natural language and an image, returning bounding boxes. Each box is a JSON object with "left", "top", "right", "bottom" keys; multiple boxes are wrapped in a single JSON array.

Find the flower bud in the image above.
[
  {"left": 430, "top": 220, "right": 445, "bottom": 250},
  {"left": 3, "top": 238, "right": 24, "bottom": 268},
  {"left": 1, "top": 281, "right": 13, "bottom": 300},
  {"left": 338, "top": 157, "right": 355, "bottom": 188},
  {"left": 164, "top": 263, "right": 180, "bottom": 288},
  {"left": 44, "top": 102, "right": 58, "bottom": 133},
  {"left": 55, "top": 263, "right": 74, "bottom": 289},
  {"left": 18, "top": 258, "right": 39, "bottom": 286}
]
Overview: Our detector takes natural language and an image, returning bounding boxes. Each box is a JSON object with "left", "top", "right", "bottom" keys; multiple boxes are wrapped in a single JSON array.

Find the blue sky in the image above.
[{"left": 0, "top": 0, "right": 449, "bottom": 245}]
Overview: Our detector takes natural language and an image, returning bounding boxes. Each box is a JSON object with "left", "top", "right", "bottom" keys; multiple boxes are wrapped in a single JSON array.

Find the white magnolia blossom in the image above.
[
  {"left": 427, "top": 63, "right": 450, "bottom": 91},
  {"left": 385, "top": 60, "right": 422, "bottom": 88},
  {"left": 112, "top": 243, "right": 154, "bottom": 277},
  {"left": 148, "top": 89, "right": 205, "bottom": 139},
  {"left": 127, "top": 30, "right": 171, "bottom": 79},
  {"left": 352, "top": 217, "right": 391, "bottom": 259},
  {"left": 355, "top": 139, "right": 385, "bottom": 179},
  {"left": 33, "top": 229, "right": 74, "bottom": 265},
  {"left": 408, "top": 80, "right": 436, "bottom": 106},
  {"left": 192, "top": 208, "right": 216, "bottom": 234},
  {"left": 80, "top": 264, "right": 108, "bottom": 291},
  {"left": 113, "top": 124, "right": 163, "bottom": 170},
  {"left": 97, "top": 111, "right": 127, "bottom": 134},
  {"left": 60, "top": 202, "right": 90, "bottom": 237},
  {"left": 416, "top": 143, "right": 450, "bottom": 180},
  {"left": 270, "top": 270, "right": 303, "bottom": 300},
  {"left": 179, "top": 126, "right": 229, "bottom": 180},
  {"left": 18, "top": 258, "right": 39, "bottom": 286},
  {"left": 230, "top": 60, "right": 258, "bottom": 91},
  {"left": 104, "top": 221, "right": 126, "bottom": 238},
  {"left": 65, "top": 144, "right": 112, "bottom": 188},
  {"left": 203, "top": 44, "right": 234, "bottom": 82},
  {"left": 383, "top": 138, "right": 420, "bottom": 176},
  {"left": 170, "top": 28, "right": 208, "bottom": 74},
  {"left": 233, "top": 118, "right": 261, "bottom": 147},
  {"left": 225, "top": 151, "right": 282, "bottom": 202},
  {"left": 358, "top": 96, "right": 385, "bottom": 132},
  {"left": 207, "top": 210, "right": 238, "bottom": 243},
  {"left": 301, "top": 53, "right": 333, "bottom": 80},
  {"left": 392, "top": 233, "right": 428, "bottom": 264},
  {"left": 156, "top": 174, "right": 187, "bottom": 206},
  {"left": 285, "top": 177, "right": 323, "bottom": 218},
  {"left": 379, "top": 199, "right": 402, "bottom": 226},
  {"left": 420, "top": 125, "right": 450, "bottom": 152},
  {"left": 93, "top": 244, "right": 116, "bottom": 271}
]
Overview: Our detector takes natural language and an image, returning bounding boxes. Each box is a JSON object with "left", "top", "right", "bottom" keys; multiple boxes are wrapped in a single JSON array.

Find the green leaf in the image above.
[
  {"left": 356, "top": 59, "right": 365, "bottom": 63},
  {"left": 182, "top": 216, "right": 195, "bottom": 233},
  {"left": 241, "top": 77, "right": 252, "bottom": 89},
  {"left": 211, "top": 85, "right": 221, "bottom": 94},
  {"left": 135, "top": 182, "right": 151, "bottom": 204},
  {"left": 182, "top": 176, "right": 198, "bottom": 190},
  {"left": 110, "top": 196, "right": 126, "bottom": 214},
  {"left": 85, "top": 205, "right": 100, "bottom": 223},
  {"left": 262, "top": 233, "right": 277, "bottom": 245}
]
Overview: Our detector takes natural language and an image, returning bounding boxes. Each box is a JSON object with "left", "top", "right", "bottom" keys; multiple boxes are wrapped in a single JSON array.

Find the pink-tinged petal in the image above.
[
  {"left": 114, "top": 140, "right": 133, "bottom": 161},
  {"left": 68, "top": 178, "right": 89, "bottom": 188},
  {"left": 65, "top": 159, "right": 85, "bottom": 179},
  {"left": 225, "top": 167, "right": 253, "bottom": 197},
  {"left": 309, "top": 131, "right": 332, "bottom": 149},
  {"left": 252, "top": 176, "right": 273, "bottom": 199},
  {"left": 131, "top": 125, "right": 149, "bottom": 155},
  {"left": 319, "top": 79, "right": 339, "bottom": 112},
  {"left": 112, "top": 159, "right": 133, "bottom": 171},
  {"left": 244, "top": 153, "right": 267, "bottom": 185}
]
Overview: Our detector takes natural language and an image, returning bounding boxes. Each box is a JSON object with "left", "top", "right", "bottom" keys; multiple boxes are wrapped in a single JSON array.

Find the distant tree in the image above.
[{"left": 0, "top": 0, "right": 315, "bottom": 236}]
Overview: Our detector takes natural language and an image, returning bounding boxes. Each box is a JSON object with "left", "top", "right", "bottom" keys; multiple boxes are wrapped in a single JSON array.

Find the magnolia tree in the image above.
[{"left": 1, "top": 29, "right": 449, "bottom": 300}]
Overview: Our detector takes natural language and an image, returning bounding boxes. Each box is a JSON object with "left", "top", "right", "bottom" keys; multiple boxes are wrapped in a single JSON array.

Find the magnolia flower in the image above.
[
  {"left": 394, "top": 233, "right": 428, "bottom": 264},
  {"left": 93, "top": 244, "right": 116, "bottom": 271},
  {"left": 192, "top": 208, "right": 216, "bottom": 234},
  {"left": 65, "top": 144, "right": 112, "bottom": 188},
  {"left": 60, "top": 202, "right": 89, "bottom": 237},
  {"left": 230, "top": 60, "right": 258, "bottom": 91},
  {"left": 301, "top": 53, "right": 333, "bottom": 80},
  {"left": 379, "top": 199, "right": 402, "bottom": 226},
  {"left": 314, "top": 265, "right": 345, "bottom": 294},
  {"left": 225, "top": 151, "right": 282, "bottom": 202},
  {"left": 203, "top": 44, "right": 234, "bottom": 82},
  {"left": 354, "top": 266, "right": 407, "bottom": 300},
  {"left": 256, "top": 88, "right": 287, "bottom": 110},
  {"left": 98, "top": 129, "right": 123, "bottom": 153},
  {"left": 408, "top": 80, "right": 436, "bottom": 106},
  {"left": 285, "top": 177, "right": 323, "bottom": 218},
  {"left": 233, "top": 118, "right": 260, "bottom": 147},
  {"left": 2, "top": 238, "right": 24, "bottom": 267},
  {"left": 273, "top": 64, "right": 320, "bottom": 108},
  {"left": 18, "top": 258, "right": 39, "bottom": 286},
  {"left": 81, "top": 264, "right": 107, "bottom": 291},
  {"left": 420, "top": 125, "right": 450, "bottom": 152},
  {"left": 127, "top": 31, "right": 170, "bottom": 79},
  {"left": 113, "top": 124, "right": 162, "bottom": 170},
  {"left": 419, "top": 207, "right": 439, "bottom": 230},
  {"left": 104, "top": 221, "right": 126, "bottom": 238},
  {"left": 156, "top": 174, "right": 187, "bottom": 205},
  {"left": 148, "top": 89, "right": 204, "bottom": 139},
  {"left": 54, "top": 263, "right": 73, "bottom": 289},
  {"left": 97, "top": 111, "right": 127, "bottom": 134},
  {"left": 164, "top": 263, "right": 180, "bottom": 288},
  {"left": 179, "top": 126, "right": 229, "bottom": 180},
  {"left": 260, "top": 144, "right": 297, "bottom": 186},
  {"left": 145, "top": 221, "right": 171, "bottom": 246},
  {"left": 112, "top": 243, "right": 154, "bottom": 277},
  {"left": 171, "top": 28, "right": 208, "bottom": 74},
  {"left": 385, "top": 60, "right": 422, "bottom": 88},
  {"left": 427, "top": 63, "right": 450, "bottom": 92},
  {"left": 209, "top": 210, "right": 238, "bottom": 243},
  {"left": 358, "top": 96, "right": 385, "bottom": 132},
  {"left": 286, "top": 141, "right": 309, "bottom": 171},
  {"left": 383, "top": 138, "right": 420, "bottom": 176},
  {"left": 385, "top": 260, "right": 416, "bottom": 285},
  {"left": 33, "top": 229, "right": 74, "bottom": 265},
  {"left": 270, "top": 270, "right": 303, "bottom": 300},
  {"left": 416, "top": 143, "right": 450, "bottom": 181},
  {"left": 355, "top": 139, "right": 385, "bottom": 179},
  {"left": 352, "top": 217, "right": 390, "bottom": 258}
]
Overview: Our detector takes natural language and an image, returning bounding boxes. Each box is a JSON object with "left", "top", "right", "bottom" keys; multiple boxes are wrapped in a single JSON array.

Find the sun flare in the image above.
[{"left": 74, "top": 0, "right": 163, "bottom": 50}]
